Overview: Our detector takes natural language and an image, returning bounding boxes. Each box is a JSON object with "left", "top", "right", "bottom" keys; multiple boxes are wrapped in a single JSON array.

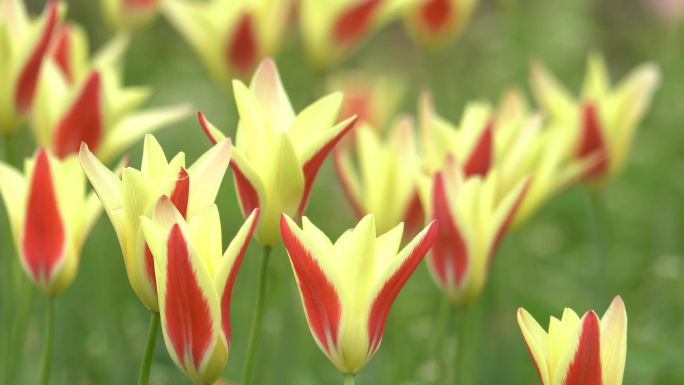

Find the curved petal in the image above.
[
  {"left": 562, "top": 311, "right": 603, "bottom": 385},
  {"left": 197, "top": 111, "right": 227, "bottom": 145},
  {"left": 186, "top": 138, "right": 231, "bottom": 218},
  {"left": 517, "top": 308, "right": 551, "bottom": 385},
  {"left": 600, "top": 296, "right": 627, "bottom": 385}
]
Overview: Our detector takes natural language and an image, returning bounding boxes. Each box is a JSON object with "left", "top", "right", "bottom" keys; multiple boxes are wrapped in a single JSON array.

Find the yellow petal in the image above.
[
  {"left": 600, "top": 296, "right": 627, "bottom": 385},
  {"left": 517, "top": 308, "right": 551, "bottom": 385}
]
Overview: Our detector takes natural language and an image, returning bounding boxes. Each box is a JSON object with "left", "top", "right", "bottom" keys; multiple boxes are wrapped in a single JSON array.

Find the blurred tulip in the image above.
[
  {"left": 530, "top": 54, "right": 660, "bottom": 182},
  {"left": 402, "top": 0, "right": 478, "bottom": 47},
  {"left": 0, "top": 0, "right": 61, "bottom": 133},
  {"left": 101, "top": 0, "right": 159, "bottom": 31},
  {"left": 334, "top": 117, "right": 423, "bottom": 236},
  {"left": 163, "top": 0, "right": 292, "bottom": 84},
  {"left": 141, "top": 199, "right": 258, "bottom": 385},
  {"left": 518, "top": 296, "right": 627, "bottom": 385},
  {"left": 280, "top": 214, "right": 437, "bottom": 374},
  {"left": 0, "top": 149, "right": 101, "bottom": 294},
  {"left": 79, "top": 135, "right": 232, "bottom": 311},
  {"left": 299, "top": 0, "right": 405, "bottom": 67},
  {"left": 200, "top": 58, "right": 356, "bottom": 246},
  {"left": 417, "top": 158, "right": 528, "bottom": 304},
  {"left": 32, "top": 32, "right": 191, "bottom": 163}
]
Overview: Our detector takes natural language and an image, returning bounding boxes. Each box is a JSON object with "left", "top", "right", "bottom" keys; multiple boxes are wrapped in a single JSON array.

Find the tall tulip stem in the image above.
[
  {"left": 39, "top": 296, "right": 55, "bottom": 385},
  {"left": 454, "top": 303, "right": 479, "bottom": 385},
  {"left": 343, "top": 373, "right": 355, "bottom": 385},
  {"left": 586, "top": 189, "right": 607, "bottom": 307},
  {"left": 241, "top": 245, "right": 272, "bottom": 385},
  {"left": 432, "top": 295, "right": 453, "bottom": 383},
  {"left": 137, "top": 311, "right": 160, "bottom": 385}
]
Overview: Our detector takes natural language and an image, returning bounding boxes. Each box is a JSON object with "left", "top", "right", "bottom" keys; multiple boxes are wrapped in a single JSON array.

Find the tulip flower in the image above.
[
  {"left": 33, "top": 33, "right": 191, "bottom": 163},
  {"left": 162, "top": 0, "right": 292, "bottom": 84},
  {"left": 199, "top": 58, "right": 356, "bottom": 246},
  {"left": 402, "top": 0, "right": 478, "bottom": 47},
  {"left": 141, "top": 198, "right": 259, "bottom": 385},
  {"left": 0, "top": 148, "right": 101, "bottom": 295},
  {"left": 517, "top": 296, "right": 627, "bottom": 385},
  {"left": 0, "top": 0, "right": 61, "bottom": 133},
  {"left": 334, "top": 117, "right": 423, "bottom": 236},
  {"left": 79, "top": 135, "right": 232, "bottom": 311},
  {"left": 101, "top": 0, "right": 159, "bottom": 31},
  {"left": 529, "top": 54, "right": 660, "bottom": 181},
  {"left": 418, "top": 158, "right": 528, "bottom": 304},
  {"left": 299, "top": 0, "right": 405, "bottom": 67},
  {"left": 280, "top": 214, "right": 437, "bottom": 375}
]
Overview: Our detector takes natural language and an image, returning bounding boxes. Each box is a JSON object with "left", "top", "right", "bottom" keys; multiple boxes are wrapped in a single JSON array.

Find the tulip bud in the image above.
[
  {"left": 0, "top": 149, "right": 102, "bottom": 295},
  {"left": 402, "top": 0, "right": 478, "bottom": 47},
  {"left": 199, "top": 58, "right": 356, "bottom": 246},
  {"left": 518, "top": 296, "right": 627, "bottom": 385},
  {"left": 80, "top": 135, "right": 232, "bottom": 311},
  {"left": 101, "top": 0, "right": 159, "bottom": 31},
  {"left": 281, "top": 214, "right": 437, "bottom": 374}
]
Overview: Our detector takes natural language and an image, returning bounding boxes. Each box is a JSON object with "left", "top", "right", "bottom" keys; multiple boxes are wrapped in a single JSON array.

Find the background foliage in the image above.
[{"left": 8, "top": 0, "right": 684, "bottom": 384}]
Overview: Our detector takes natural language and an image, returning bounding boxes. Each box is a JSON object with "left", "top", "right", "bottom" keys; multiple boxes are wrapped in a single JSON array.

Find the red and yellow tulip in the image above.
[
  {"left": 200, "top": 58, "right": 356, "bottom": 246},
  {"left": 334, "top": 117, "right": 423, "bottom": 236},
  {"left": 518, "top": 296, "right": 627, "bottom": 385},
  {"left": 280, "top": 214, "right": 437, "bottom": 374},
  {"left": 101, "top": 0, "right": 159, "bottom": 31},
  {"left": 79, "top": 135, "right": 232, "bottom": 311},
  {"left": 141, "top": 199, "right": 258, "bottom": 385},
  {"left": 530, "top": 54, "right": 660, "bottom": 181},
  {"left": 418, "top": 158, "right": 528, "bottom": 304},
  {"left": 0, "top": 0, "right": 62, "bottom": 133},
  {"left": 162, "top": 0, "right": 292, "bottom": 84},
  {"left": 0, "top": 149, "right": 101, "bottom": 295},
  {"left": 402, "top": 0, "right": 478, "bottom": 47}
]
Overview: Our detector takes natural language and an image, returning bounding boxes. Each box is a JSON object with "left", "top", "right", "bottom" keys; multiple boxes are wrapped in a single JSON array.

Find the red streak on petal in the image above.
[
  {"left": 51, "top": 25, "right": 73, "bottom": 84},
  {"left": 53, "top": 72, "right": 104, "bottom": 158},
  {"left": 14, "top": 0, "right": 59, "bottom": 113},
  {"left": 220, "top": 209, "right": 259, "bottom": 344},
  {"left": 402, "top": 191, "right": 424, "bottom": 240},
  {"left": 297, "top": 117, "right": 357, "bottom": 217},
  {"left": 563, "top": 312, "right": 603, "bottom": 385},
  {"left": 430, "top": 172, "right": 469, "bottom": 287},
  {"left": 332, "top": 150, "right": 364, "bottom": 219},
  {"left": 518, "top": 317, "right": 547, "bottom": 385},
  {"left": 22, "top": 149, "right": 65, "bottom": 283},
  {"left": 144, "top": 243, "right": 157, "bottom": 293},
  {"left": 197, "top": 112, "right": 220, "bottom": 145},
  {"left": 230, "top": 160, "right": 260, "bottom": 217},
  {"left": 420, "top": 0, "right": 454, "bottom": 33},
  {"left": 333, "top": 0, "right": 383, "bottom": 46},
  {"left": 170, "top": 167, "right": 190, "bottom": 219},
  {"left": 487, "top": 179, "right": 530, "bottom": 269},
  {"left": 164, "top": 225, "right": 214, "bottom": 367},
  {"left": 123, "top": 0, "right": 157, "bottom": 9},
  {"left": 463, "top": 120, "right": 493, "bottom": 177},
  {"left": 342, "top": 89, "right": 372, "bottom": 127},
  {"left": 367, "top": 221, "right": 437, "bottom": 353},
  {"left": 576, "top": 103, "right": 608, "bottom": 179},
  {"left": 281, "top": 215, "right": 341, "bottom": 353},
  {"left": 226, "top": 13, "right": 258, "bottom": 76}
]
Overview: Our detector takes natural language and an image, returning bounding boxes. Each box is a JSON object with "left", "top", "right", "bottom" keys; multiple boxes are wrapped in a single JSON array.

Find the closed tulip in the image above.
[
  {"left": 530, "top": 54, "right": 660, "bottom": 181},
  {"left": 101, "top": 0, "right": 159, "bottom": 31},
  {"left": 200, "top": 58, "right": 356, "bottom": 246},
  {"left": 280, "top": 214, "right": 437, "bottom": 375},
  {"left": 141, "top": 199, "right": 259, "bottom": 385},
  {"left": 418, "top": 158, "right": 528, "bottom": 304},
  {"left": 163, "top": 0, "right": 291, "bottom": 84},
  {"left": 0, "top": 149, "right": 101, "bottom": 294},
  {"left": 517, "top": 296, "right": 627, "bottom": 385},
  {"left": 79, "top": 135, "right": 232, "bottom": 311},
  {"left": 402, "top": 0, "right": 478, "bottom": 47}
]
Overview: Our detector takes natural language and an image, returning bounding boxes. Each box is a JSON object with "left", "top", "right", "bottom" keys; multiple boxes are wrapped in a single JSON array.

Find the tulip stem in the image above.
[
  {"left": 343, "top": 373, "right": 355, "bottom": 385},
  {"left": 137, "top": 311, "right": 160, "bottom": 385},
  {"left": 241, "top": 245, "right": 272, "bottom": 385},
  {"left": 586, "top": 189, "right": 607, "bottom": 307},
  {"left": 454, "top": 303, "right": 479, "bottom": 385},
  {"left": 39, "top": 296, "right": 55, "bottom": 385}
]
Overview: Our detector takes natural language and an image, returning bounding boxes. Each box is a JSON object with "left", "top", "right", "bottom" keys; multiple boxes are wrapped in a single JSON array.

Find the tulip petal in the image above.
[
  {"left": 170, "top": 167, "right": 189, "bottom": 218},
  {"left": 53, "top": 71, "right": 104, "bottom": 158},
  {"left": 22, "top": 150, "right": 66, "bottom": 287},
  {"left": 226, "top": 13, "right": 258, "bottom": 75},
  {"left": 333, "top": 0, "right": 382, "bottom": 45},
  {"left": 333, "top": 149, "right": 363, "bottom": 218},
  {"left": 281, "top": 214, "right": 342, "bottom": 355},
  {"left": 186, "top": 138, "right": 231, "bottom": 218},
  {"left": 289, "top": 92, "right": 344, "bottom": 151},
  {"left": 600, "top": 296, "right": 627, "bottom": 385},
  {"left": 229, "top": 149, "right": 265, "bottom": 219},
  {"left": 367, "top": 220, "right": 437, "bottom": 352},
  {"left": 576, "top": 103, "right": 608, "bottom": 178},
  {"left": 463, "top": 120, "right": 493, "bottom": 177},
  {"left": 529, "top": 60, "right": 575, "bottom": 121},
  {"left": 249, "top": 58, "right": 295, "bottom": 131},
  {"left": 14, "top": 0, "right": 58, "bottom": 113},
  {"left": 0, "top": 162, "right": 27, "bottom": 247},
  {"left": 562, "top": 311, "right": 603, "bottom": 385},
  {"left": 197, "top": 111, "right": 227, "bottom": 145},
  {"left": 517, "top": 308, "right": 551, "bottom": 385},
  {"left": 489, "top": 177, "right": 530, "bottom": 266},
  {"left": 420, "top": 0, "right": 452, "bottom": 33}
]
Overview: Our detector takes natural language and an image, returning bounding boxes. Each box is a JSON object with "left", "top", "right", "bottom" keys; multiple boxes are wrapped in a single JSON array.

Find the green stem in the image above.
[
  {"left": 454, "top": 303, "right": 478, "bottom": 385},
  {"left": 240, "top": 245, "right": 272, "bottom": 385},
  {"left": 343, "top": 373, "right": 355, "bottom": 385},
  {"left": 39, "top": 297, "right": 55, "bottom": 385},
  {"left": 585, "top": 189, "right": 607, "bottom": 307},
  {"left": 137, "top": 311, "right": 160, "bottom": 385},
  {"left": 432, "top": 295, "right": 452, "bottom": 384}
]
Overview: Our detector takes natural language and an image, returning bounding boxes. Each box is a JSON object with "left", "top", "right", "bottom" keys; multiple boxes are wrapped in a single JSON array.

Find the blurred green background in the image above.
[{"left": 6, "top": 0, "right": 684, "bottom": 384}]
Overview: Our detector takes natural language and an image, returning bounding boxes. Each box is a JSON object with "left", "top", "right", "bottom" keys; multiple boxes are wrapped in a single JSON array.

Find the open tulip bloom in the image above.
[
  {"left": 141, "top": 199, "right": 259, "bottom": 385},
  {"left": 163, "top": 0, "right": 291, "bottom": 84},
  {"left": 80, "top": 134, "right": 232, "bottom": 311},
  {"left": 200, "top": 58, "right": 356, "bottom": 246},
  {"left": 530, "top": 54, "right": 660, "bottom": 182},
  {"left": 280, "top": 214, "right": 437, "bottom": 376},
  {"left": 402, "top": 0, "right": 478, "bottom": 47},
  {"left": 518, "top": 296, "right": 627, "bottom": 385}
]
